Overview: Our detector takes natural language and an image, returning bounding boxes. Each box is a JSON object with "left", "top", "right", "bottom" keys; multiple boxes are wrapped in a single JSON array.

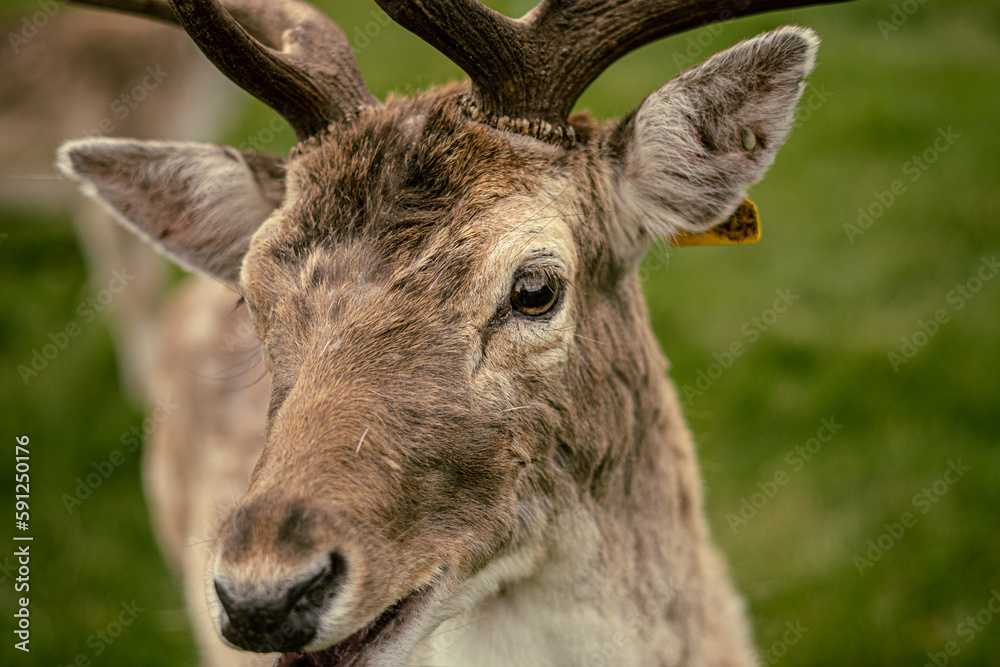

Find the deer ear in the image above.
[
  {"left": 57, "top": 139, "right": 286, "bottom": 286},
  {"left": 611, "top": 26, "right": 818, "bottom": 257}
]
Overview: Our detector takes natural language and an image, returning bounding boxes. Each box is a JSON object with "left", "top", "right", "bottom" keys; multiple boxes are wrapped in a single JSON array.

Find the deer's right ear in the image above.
[{"left": 57, "top": 139, "right": 286, "bottom": 286}]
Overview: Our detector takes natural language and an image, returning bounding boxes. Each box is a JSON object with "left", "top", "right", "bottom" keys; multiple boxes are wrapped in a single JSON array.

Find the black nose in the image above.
[{"left": 215, "top": 553, "right": 346, "bottom": 652}]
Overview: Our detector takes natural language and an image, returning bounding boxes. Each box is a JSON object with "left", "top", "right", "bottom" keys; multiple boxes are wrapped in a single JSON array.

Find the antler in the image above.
[
  {"left": 72, "top": 0, "right": 377, "bottom": 139},
  {"left": 375, "top": 0, "right": 850, "bottom": 128}
]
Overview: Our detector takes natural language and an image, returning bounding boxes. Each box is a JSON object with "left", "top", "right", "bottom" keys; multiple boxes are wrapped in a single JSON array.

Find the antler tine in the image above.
[
  {"left": 527, "top": 0, "right": 852, "bottom": 123},
  {"left": 373, "top": 4, "right": 521, "bottom": 96},
  {"left": 379, "top": 0, "right": 852, "bottom": 131},
  {"left": 373, "top": 0, "right": 527, "bottom": 120},
  {"left": 72, "top": 0, "right": 378, "bottom": 139}
]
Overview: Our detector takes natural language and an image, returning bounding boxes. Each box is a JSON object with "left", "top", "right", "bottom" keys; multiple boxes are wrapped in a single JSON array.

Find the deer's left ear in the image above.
[{"left": 610, "top": 26, "right": 818, "bottom": 259}]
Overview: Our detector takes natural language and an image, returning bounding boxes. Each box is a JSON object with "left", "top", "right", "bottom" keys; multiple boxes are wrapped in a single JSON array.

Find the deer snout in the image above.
[
  {"left": 210, "top": 498, "right": 358, "bottom": 652},
  {"left": 214, "top": 552, "right": 347, "bottom": 652}
]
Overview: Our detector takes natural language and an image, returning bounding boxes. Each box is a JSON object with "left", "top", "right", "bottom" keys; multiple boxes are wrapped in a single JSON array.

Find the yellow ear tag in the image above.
[{"left": 670, "top": 199, "right": 761, "bottom": 247}]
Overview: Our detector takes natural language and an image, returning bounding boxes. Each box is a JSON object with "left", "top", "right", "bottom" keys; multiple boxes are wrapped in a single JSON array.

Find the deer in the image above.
[
  {"left": 53, "top": 0, "right": 849, "bottom": 665},
  {"left": 0, "top": 6, "right": 236, "bottom": 401}
]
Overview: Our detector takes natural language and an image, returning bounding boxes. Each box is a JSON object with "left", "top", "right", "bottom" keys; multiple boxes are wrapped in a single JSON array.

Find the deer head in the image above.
[{"left": 58, "top": 0, "right": 839, "bottom": 664}]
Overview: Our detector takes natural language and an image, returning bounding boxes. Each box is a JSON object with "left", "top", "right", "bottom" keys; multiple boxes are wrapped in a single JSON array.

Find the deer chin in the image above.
[{"left": 274, "top": 585, "right": 433, "bottom": 667}]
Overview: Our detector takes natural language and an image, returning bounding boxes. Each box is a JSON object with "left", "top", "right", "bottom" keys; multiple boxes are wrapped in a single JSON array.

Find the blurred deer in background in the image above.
[
  {"left": 0, "top": 7, "right": 236, "bottom": 400},
  {"left": 52, "top": 0, "right": 849, "bottom": 665}
]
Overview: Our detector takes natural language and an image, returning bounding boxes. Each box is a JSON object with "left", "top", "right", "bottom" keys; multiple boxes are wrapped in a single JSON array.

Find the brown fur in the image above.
[
  {"left": 57, "top": 24, "right": 823, "bottom": 667},
  {"left": 212, "top": 87, "right": 750, "bottom": 664}
]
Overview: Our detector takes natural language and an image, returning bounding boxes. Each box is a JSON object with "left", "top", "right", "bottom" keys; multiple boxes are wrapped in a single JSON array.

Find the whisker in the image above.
[
  {"left": 183, "top": 538, "right": 214, "bottom": 548},
  {"left": 234, "top": 364, "right": 270, "bottom": 390},
  {"left": 574, "top": 333, "right": 608, "bottom": 345}
]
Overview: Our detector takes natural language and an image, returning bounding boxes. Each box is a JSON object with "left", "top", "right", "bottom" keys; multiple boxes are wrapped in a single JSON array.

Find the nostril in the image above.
[
  {"left": 214, "top": 578, "right": 238, "bottom": 617},
  {"left": 214, "top": 552, "right": 347, "bottom": 653},
  {"left": 288, "top": 552, "right": 347, "bottom": 614}
]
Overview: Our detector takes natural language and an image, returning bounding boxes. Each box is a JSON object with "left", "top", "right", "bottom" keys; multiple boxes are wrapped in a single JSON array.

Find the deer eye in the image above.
[{"left": 511, "top": 271, "right": 560, "bottom": 317}]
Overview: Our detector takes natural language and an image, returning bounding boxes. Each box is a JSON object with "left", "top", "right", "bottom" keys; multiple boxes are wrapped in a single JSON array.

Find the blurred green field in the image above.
[{"left": 2, "top": 0, "right": 999, "bottom": 665}]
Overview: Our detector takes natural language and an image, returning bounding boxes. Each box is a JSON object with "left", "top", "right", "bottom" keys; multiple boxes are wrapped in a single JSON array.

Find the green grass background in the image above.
[{"left": 2, "top": 0, "right": 999, "bottom": 665}]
